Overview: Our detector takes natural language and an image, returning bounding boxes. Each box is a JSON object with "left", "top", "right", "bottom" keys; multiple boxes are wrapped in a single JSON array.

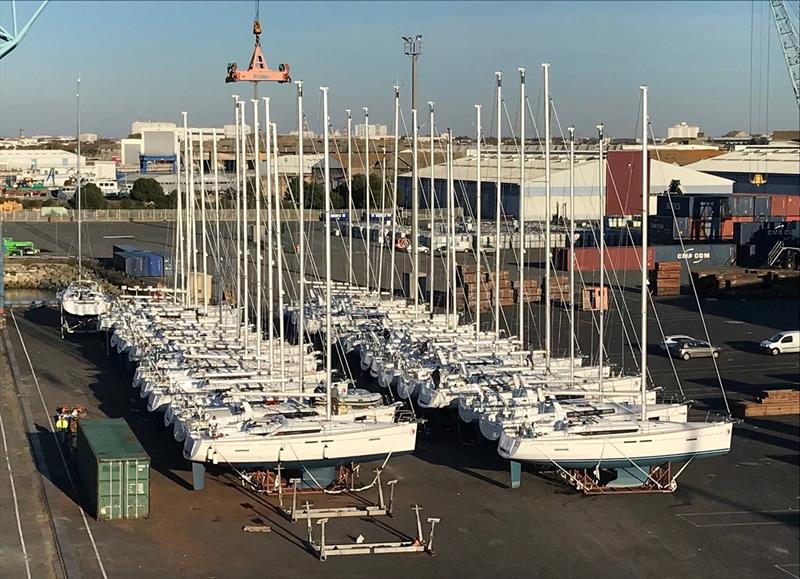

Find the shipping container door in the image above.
[
  {"left": 98, "top": 460, "right": 124, "bottom": 520},
  {"left": 124, "top": 460, "right": 149, "bottom": 519}
]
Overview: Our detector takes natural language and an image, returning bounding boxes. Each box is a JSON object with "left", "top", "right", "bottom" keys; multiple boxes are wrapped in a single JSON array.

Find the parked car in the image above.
[
  {"left": 668, "top": 340, "right": 721, "bottom": 360},
  {"left": 659, "top": 335, "right": 694, "bottom": 351},
  {"left": 760, "top": 330, "right": 800, "bottom": 356}
]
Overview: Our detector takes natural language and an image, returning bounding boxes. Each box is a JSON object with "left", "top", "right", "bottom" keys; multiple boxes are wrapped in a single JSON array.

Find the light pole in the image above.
[{"left": 402, "top": 35, "right": 422, "bottom": 111}]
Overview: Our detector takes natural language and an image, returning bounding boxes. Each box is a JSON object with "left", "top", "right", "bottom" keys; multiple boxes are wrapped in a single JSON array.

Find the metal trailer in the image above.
[{"left": 306, "top": 505, "right": 441, "bottom": 561}]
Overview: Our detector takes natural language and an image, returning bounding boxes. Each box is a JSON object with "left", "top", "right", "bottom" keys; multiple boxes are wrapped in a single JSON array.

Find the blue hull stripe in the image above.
[{"left": 511, "top": 449, "right": 728, "bottom": 469}]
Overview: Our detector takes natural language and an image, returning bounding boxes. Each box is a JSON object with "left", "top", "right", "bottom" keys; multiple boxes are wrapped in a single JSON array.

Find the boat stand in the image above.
[
  {"left": 560, "top": 462, "right": 678, "bottom": 494},
  {"left": 279, "top": 469, "right": 398, "bottom": 522},
  {"left": 306, "top": 505, "right": 441, "bottom": 561}
]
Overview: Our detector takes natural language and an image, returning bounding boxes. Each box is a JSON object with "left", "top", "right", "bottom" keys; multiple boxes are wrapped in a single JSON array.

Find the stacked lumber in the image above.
[
  {"left": 649, "top": 262, "right": 680, "bottom": 296},
  {"left": 462, "top": 281, "right": 493, "bottom": 312},
  {"left": 734, "top": 389, "right": 800, "bottom": 418},
  {"left": 544, "top": 275, "right": 571, "bottom": 304},
  {"left": 512, "top": 279, "right": 542, "bottom": 304}
]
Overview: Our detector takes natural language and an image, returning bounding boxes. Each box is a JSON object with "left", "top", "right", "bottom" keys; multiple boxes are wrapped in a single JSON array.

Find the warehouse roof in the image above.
[
  {"left": 400, "top": 154, "right": 734, "bottom": 195},
  {"left": 683, "top": 145, "right": 800, "bottom": 176}
]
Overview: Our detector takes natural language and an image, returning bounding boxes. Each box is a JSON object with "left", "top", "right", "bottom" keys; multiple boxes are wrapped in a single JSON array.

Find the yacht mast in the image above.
[
  {"left": 263, "top": 98, "right": 274, "bottom": 372},
  {"left": 296, "top": 81, "right": 305, "bottom": 392},
  {"left": 76, "top": 75, "right": 82, "bottom": 280},
  {"left": 597, "top": 123, "right": 605, "bottom": 398},
  {"left": 322, "top": 86, "right": 333, "bottom": 420},
  {"left": 543, "top": 63, "right": 551, "bottom": 369},
  {"left": 232, "top": 98, "right": 242, "bottom": 316},
  {"left": 212, "top": 128, "right": 222, "bottom": 320},
  {"left": 272, "top": 123, "right": 286, "bottom": 380},
  {"left": 412, "top": 108, "right": 419, "bottom": 312},
  {"left": 240, "top": 100, "right": 249, "bottom": 352},
  {"left": 173, "top": 128, "right": 183, "bottom": 301},
  {"left": 494, "top": 72, "right": 502, "bottom": 336},
  {"left": 568, "top": 126, "right": 575, "bottom": 382},
  {"left": 347, "top": 109, "right": 353, "bottom": 287},
  {"left": 448, "top": 128, "right": 456, "bottom": 331},
  {"left": 475, "top": 104, "right": 482, "bottom": 348},
  {"left": 189, "top": 128, "right": 197, "bottom": 304},
  {"left": 390, "top": 90, "right": 399, "bottom": 298},
  {"left": 517, "top": 67, "right": 526, "bottom": 348},
  {"left": 640, "top": 85, "right": 649, "bottom": 419},
  {"left": 182, "top": 111, "right": 190, "bottom": 305},
  {"left": 199, "top": 129, "right": 208, "bottom": 315},
  {"left": 252, "top": 99, "right": 262, "bottom": 370},
  {"left": 364, "top": 107, "right": 370, "bottom": 292},
  {"left": 428, "top": 101, "right": 435, "bottom": 313}
]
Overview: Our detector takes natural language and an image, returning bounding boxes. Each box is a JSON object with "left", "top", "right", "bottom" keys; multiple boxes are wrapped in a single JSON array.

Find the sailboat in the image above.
[
  {"left": 496, "top": 82, "right": 733, "bottom": 484},
  {"left": 182, "top": 86, "right": 417, "bottom": 472},
  {"left": 58, "top": 75, "right": 109, "bottom": 335}
]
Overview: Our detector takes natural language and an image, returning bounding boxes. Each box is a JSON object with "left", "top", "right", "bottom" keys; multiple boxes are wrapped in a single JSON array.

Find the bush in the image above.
[
  {"left": 69, "top": 183, "right": 107, "bottom": 209},
  {"left": 131, "top": 178, "right": 170, "bottom": 208}
]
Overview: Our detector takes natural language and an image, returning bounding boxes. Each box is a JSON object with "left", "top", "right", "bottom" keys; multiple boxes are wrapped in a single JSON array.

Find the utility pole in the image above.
[{"left": 402, "top": 35, "right": 423, "bottom": 111}]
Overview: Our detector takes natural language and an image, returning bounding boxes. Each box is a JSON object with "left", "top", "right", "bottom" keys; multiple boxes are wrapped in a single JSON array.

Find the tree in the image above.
[
  {"left": 131, "top": 178, "right": 170, "bottom": 208},
  {"left": 284, "top": 176, "right": 343, "bottom": 209},
  {"left": 69, "top": 183, "right": 108, "bottom": 209},
  {"left": 337, "top": 172, "right": 390, "bottom": 209}
]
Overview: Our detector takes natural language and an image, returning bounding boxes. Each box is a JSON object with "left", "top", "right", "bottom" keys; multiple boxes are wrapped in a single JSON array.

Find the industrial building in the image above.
[
  {"left": 683, "top": 143, "right": 800, "bottom": 195},
  {"left": 398, "top": 149, "right": 733, "bottom": 221}
]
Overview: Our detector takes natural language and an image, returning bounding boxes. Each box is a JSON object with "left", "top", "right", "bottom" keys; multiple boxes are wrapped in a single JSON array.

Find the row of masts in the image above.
[{"left": 169, "top": 67, "right": 651, "bottom": 412}]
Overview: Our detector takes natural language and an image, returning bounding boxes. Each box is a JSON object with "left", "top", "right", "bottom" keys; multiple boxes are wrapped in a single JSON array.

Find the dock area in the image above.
[{"left": 1, "top": 292, "right": 797, "bottom": 578}]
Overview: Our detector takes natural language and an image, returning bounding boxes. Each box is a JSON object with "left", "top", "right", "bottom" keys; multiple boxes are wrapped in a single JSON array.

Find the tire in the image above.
[
  {"left": 682, "top": 352, "right": 691, "bottom": 361},
  {"left": 771, "top": 348, "right": 780, "bottom": 356},
  {"left": 712, "top": 351, "right": 720, "bottom": 359}
]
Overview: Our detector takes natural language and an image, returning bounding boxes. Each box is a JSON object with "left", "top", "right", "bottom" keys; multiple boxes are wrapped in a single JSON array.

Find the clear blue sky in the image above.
[{"left": 0, "top": 1, "right": 796, "bottom": 139}]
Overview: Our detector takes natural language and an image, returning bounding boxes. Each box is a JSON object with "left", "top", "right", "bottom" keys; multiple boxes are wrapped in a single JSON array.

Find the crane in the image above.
[
  {"left": 0, "top": 0, "right": 48, "bottom": 60},
  {"left": 769, "top": 0, "right": 800, "bottom": 108},
  {"left": 225, "top": 1, "right": 290, "bottom": 87}
]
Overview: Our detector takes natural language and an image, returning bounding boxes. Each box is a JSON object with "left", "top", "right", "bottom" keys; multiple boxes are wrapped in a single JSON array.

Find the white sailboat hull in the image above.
[
  {"left": 497, "top": 420, "right": 732, "bottom": 469},
  {"left": 183, "top": 421, "right": 417, "bottom": 467}
]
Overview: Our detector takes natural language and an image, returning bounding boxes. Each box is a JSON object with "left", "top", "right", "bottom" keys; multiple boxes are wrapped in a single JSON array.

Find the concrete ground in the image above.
[
  {"left": 1, "top": 221, "right": 798, "bottom": 578},
  {"left": 1, "top": 294, "right": 798, "bottom": 578}
]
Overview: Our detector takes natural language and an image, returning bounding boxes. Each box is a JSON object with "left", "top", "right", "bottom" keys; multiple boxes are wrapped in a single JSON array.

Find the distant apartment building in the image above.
[
  {"left": 667, "top": 122, "right": 700, "bottom": 140},
  {"left": 130, "top": 121, "right": 176, "bottom": 135},
  {"left": 79, "top": 133, "right": 99, "bottom": 143},
  {"left": 355, "top": 124, "right": 389, "bottom": 139}
]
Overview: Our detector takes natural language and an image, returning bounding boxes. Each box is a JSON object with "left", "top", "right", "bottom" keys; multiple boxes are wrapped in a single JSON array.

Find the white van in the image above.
[{"left": 760, "top": 331, "right": 800, "bottom": 355}]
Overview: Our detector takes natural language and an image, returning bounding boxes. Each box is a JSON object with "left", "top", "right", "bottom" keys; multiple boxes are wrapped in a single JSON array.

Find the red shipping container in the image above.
[
  {"left": 721, "top": 219, "right": 734, "bottom": 240},
  {"left": 568, "top": 246, "right": 655, "bottom": 272},
  {"left": 606, "top": 151, "right": 651, "bottom": 216},
  {"left": 770, "top": 194, "right": 800, "bottom": 218},
  {"left": 731, "top": 215, "right": 753, "bottom": 223}
]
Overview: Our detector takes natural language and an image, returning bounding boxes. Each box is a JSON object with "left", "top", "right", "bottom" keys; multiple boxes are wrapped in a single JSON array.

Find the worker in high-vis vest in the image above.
[{"left": 55, "top": 415, "right": 69, "bottom": 443}]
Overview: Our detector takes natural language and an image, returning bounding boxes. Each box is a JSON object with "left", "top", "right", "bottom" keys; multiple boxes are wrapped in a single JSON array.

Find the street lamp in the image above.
[{"left": 402, "top": 35, "right": 422, "bottom": 112}]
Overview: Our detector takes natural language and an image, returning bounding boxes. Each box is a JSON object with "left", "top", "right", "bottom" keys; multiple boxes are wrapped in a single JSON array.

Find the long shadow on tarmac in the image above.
[{"left": 24, "top": 306, "right": 195, "bottom": 494}]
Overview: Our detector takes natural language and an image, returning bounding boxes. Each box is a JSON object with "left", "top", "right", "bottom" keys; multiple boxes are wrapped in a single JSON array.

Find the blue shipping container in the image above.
[
  {"left": 153, "top": 252, "right": 172, "bottom": 277},
  {"left": 113, "top": 251, "right": 146, "bottom": 277},
  {"left": 136, "top": 251, "right": 163, "bottom": 277}
]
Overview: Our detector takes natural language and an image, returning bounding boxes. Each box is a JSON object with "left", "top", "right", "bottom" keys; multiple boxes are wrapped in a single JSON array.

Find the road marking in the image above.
[
  {"left": 676, "top": 509, "right": 799, "bottom": 528},
  {"left": 0, "top": 401, "right": 32, "bottom": 579},
  {"left": 10, "top": 309, "right": 109, "bottom": 579},
  {"left": 775, "top": 564, "right": 800, "bottom": 579},
  {"left": 102, "top": 235, "right": 134, "bottom": 239}
]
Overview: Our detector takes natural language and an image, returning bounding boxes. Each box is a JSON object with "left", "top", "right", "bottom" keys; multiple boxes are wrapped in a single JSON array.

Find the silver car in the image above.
[{"left": 668, "top": 340, "right": 721, "bottom": 360}]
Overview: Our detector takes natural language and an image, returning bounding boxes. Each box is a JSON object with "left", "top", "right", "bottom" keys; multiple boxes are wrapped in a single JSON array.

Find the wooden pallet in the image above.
[{"left": 734, "top": 389, "right": 800, "bottom": 417}]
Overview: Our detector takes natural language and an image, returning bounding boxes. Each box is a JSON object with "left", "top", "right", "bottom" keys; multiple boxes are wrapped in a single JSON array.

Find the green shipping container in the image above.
[{"left": 77, "top": 419, "right": 150, "bottom": 521}]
